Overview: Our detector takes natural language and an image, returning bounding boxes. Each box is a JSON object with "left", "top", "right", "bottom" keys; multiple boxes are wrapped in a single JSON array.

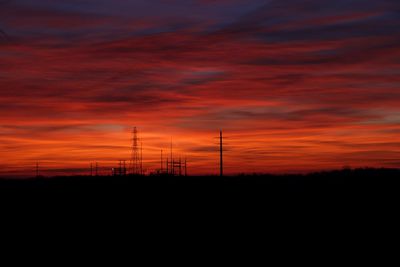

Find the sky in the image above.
[{"left": 0, "top": 0, "right": 400, "bottom": 176}]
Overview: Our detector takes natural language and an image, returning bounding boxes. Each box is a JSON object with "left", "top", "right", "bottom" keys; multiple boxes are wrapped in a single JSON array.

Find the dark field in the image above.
[
  {"left": 1, "top": 168, "right": 399, "bottom": 205},
  {"left": 1, "top": 168, "right": 399, "bottom": 247}
]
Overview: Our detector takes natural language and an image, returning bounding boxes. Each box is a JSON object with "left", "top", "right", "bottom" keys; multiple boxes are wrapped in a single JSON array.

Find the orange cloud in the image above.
[{"left": 1, "top": 0, "right": 399, "bottom": 177}]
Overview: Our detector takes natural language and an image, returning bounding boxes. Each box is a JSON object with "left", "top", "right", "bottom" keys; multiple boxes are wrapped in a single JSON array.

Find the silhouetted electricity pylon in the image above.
[{"left": 130, "top": 127, "right": 140, "bottom": 175}]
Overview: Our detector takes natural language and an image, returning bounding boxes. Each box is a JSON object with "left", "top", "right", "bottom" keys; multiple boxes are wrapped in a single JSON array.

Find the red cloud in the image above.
[{"left": 1, "top": 1, "right": 399, "bottom": 177}]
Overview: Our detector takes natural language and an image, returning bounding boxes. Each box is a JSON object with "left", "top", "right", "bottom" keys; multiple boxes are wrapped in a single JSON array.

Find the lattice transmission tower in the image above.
[{"left": 130, "top": 127, "right": 140, "bottom": 175}]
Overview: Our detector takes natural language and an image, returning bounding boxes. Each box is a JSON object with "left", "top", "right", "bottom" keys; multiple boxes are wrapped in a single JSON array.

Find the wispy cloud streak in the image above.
[{"left": 0, "top": 0, "right": 399, "bottom": 176}]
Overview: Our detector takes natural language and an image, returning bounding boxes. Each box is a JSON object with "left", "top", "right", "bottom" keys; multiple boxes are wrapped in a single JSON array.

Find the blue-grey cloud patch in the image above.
[{"left": 212, "top": 0, "right": 400, "bottom": 42}]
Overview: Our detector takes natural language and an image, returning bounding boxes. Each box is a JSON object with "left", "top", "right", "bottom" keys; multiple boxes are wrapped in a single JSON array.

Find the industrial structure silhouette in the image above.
[{"left": 62, "top": 127, "right": 223, "bottom": 178}]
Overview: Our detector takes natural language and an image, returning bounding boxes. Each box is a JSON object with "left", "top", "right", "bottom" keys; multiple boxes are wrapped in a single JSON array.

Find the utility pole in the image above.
[
  {"left": 220, "top": 130, "right": 223, "bottom": 177},
  {"left": 90, "top": 163, "right": 93, "bottom": 176},
  {"left": 96, "top": 162, "right": 98, "bottom": 176}
]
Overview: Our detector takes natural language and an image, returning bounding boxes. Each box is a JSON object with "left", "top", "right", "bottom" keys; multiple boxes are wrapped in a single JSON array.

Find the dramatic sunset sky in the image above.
[{"left": 1, "top": 0, "right": 399, "bottom": 176}]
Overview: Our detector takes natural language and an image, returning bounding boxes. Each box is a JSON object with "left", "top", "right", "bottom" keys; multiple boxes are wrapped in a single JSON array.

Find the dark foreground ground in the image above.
[
  {"left": 1, "top": 168, "right": 399, "bottom": 206},
  {"left": 1, "top": 168, "right": 399, "bottom": 257}
]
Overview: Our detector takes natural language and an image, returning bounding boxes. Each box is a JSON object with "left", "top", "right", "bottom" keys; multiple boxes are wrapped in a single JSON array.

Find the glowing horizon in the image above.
[{"left": 1, "top": 0, "right": 400, "bottom": 177}]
